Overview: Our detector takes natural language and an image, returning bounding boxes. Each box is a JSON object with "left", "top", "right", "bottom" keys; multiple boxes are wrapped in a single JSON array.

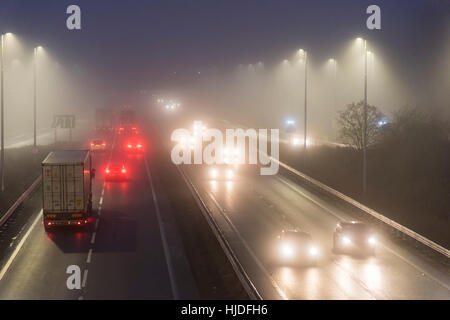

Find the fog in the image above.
[
  {"left": 2, "top": 34, "right": 102, "bottom": 142},
  {"left": 177, "top": 38, "right": 440, "bottom": 143}
]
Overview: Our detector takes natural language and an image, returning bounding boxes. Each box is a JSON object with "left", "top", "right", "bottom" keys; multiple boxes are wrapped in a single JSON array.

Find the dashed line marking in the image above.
[
  {"left": 90, "top": 232, "right": 96, "bottom": 244},
  {"left": 99, "top": 197, "right": 103, "bottom": 205},
  {"left": 82, "top": 269, "right": 88, "bottom": 288},
  {"left": 86, "top": 249, "right": 92, "bottom": 263},
  {"left": 0, "top": 210, "right": 42, "bottom": 281}
]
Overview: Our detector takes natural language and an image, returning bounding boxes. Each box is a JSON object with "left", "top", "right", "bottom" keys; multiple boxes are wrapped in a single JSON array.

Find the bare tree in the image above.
[{"left": 337, "top": 101, "right": 384, "bottom": 150}]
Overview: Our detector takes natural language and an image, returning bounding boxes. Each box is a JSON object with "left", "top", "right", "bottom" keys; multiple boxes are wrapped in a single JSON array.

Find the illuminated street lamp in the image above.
[
  {"left": 1, "top": 32, "right": 13, "bottom": 191},
  {"left": 33, "top": 46, "right": 42, "bottom": 151},
  {"left": 357, "top": 37, "right": 369, "bottom": 196},
  {"left": 299, "top": 49, "right": 308, "bottom": 155}
]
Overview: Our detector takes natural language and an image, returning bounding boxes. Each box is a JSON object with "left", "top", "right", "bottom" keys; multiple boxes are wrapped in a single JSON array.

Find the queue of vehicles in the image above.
[
  {"left": 42, "top": 107, "right": 142, "bottom": 232},
  {"left": 42, "top": 113, "right": 379, "bottom": 265}
]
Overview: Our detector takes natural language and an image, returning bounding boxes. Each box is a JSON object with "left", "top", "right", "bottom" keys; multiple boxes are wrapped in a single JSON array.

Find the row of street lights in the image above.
[
  {"left": 294, "top": 37, "right": 370, "bottom": 195},
  {"left": 0, "top": 32, "right": 42, "bottom": 191}
]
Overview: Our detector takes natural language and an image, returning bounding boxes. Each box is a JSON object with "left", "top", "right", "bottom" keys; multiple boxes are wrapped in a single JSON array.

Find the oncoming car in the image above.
[
  {"left": 90, "top": 139, "right": 107, "bottom": 152},
  {"left": 333, "top": 221, "right": 376, "bottom": 255},
  {"left": 207, "top": 165, "right": 236, "bottom": 181},
  {"left": 276, "top": 229, "right": 319, "bottom": 266}
]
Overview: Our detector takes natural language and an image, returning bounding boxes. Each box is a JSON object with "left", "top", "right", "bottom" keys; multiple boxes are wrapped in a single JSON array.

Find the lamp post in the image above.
[
  {"left": 0, "top": 33, "right": 12, "bottom": 192},
  {"left": 33, "top": 46, "right": 42, "bottom": 152},
  {"left": 302, "top": 50, "right": 308, "bottom": 155},
  {"left": 329, "top": 58, "right": 338, "bottom": 141},
  {"left": 358, "top": 38, "right": 368, "bottom": 196}
]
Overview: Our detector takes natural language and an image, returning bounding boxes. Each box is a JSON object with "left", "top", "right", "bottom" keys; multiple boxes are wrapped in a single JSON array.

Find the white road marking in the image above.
[
  {"left": 381, "top": 244, "right": 450, "bottom": 291},
  {"left": 277, "top": 176, "right": 346, "bottom": 221},
  {"left": 86, "top": 249, "right": 93, "bottom": 263},
  {"left": 206, "top": 190, "right": 288, "bottom": 300},
  {"left": 99, "top": 197, "right": 103, "bottom": 205},
  {"left": 82, "top": 269, "right": 88, "bottom": 288},
  {"left": 144, "top": 157, "right": 179, "bottom": 300},
  {"left": 90, "top": 232, "right": 96, "bottom": 244},
  {"left": 0, "top": 210, "right": 42, "bottom": 281}
]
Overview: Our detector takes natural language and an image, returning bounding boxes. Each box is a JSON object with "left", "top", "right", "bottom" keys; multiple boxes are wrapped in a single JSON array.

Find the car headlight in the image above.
[
  {"left": 342, "top": 236, "right": 351, "bottom": 245},
  {"left": 281, "top": 243, "right": 294, "bottom": 257},
  {"left": 309, "top": 246, "right": 318, "bottom": 256},
  {"left": 368, "top": 236, "right": 376, "bottom": 245}
]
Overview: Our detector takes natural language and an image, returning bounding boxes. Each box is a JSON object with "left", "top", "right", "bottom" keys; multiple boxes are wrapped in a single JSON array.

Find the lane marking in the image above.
[
  {"left": 99, "top": 197, "right": 103, "bottom": 206},
  {"left": 0, "top": 210, "right": 42, "bottom": 281},
  {"left": 90, "top": 232, "right": 96, "bottom": 245},
  {"left": 82, "top": 269, "right": 88, "bottom": 288},
  {"left": 381, "top": 244, "right": 450, "bottom": 291},
  {"left": 277, "top": 176, "right": 346, "bottom": 221},
  {"left": 86, "top": 249, "right": 92, "bottom": 264},
  {"left": 144, "top": 157, "right": 179, "bottom": 300},
  {"left": 206, "top": 190, "right": 288, "bottom": 300},
  {"left": 277, "top": 175, "right": 450, "bottom": 292}
]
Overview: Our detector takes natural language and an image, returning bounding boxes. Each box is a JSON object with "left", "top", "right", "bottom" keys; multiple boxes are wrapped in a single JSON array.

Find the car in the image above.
[
  {"left": 105, "top": 163, "right": 127, "bottom": 181},
  {"left": 90, "top": 139, "right": 107, "bottom": 152},
  {"left": 125, "top": 139, "right": 144, "bottom": 153},
  {"left": 277, "top": 229, "right": 319, "bottom": 266},
  {"left": 333, "top": 221, "right": 376, "bottom": 255},
  {"left": 207, "top": 165, "right": 236, "bottom": 181},
  {"left": 117, "top": 125, "right": 139, "bottom": 136}
]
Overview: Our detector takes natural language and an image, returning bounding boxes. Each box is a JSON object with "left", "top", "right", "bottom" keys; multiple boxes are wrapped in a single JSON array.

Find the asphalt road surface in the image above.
[
  {"left": 181, "top": 163, "right": 450, "bottom": 299},
  {"left": 0, "top": 128, "right": 196, "bottom": 299}
]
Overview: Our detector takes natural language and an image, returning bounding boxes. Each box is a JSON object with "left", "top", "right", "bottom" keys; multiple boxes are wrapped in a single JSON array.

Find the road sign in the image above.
[{"left": 52, "top": 115, "right": 75, "bottom": 129}]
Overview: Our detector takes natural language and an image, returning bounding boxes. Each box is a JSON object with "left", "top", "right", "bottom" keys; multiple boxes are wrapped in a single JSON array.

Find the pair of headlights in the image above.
[
  {"left": 210, "top": 168, "right": 234, "bottom": 179},
  {"left": 341, "top": 236, "right": 376, "bottom": 245},
  {"left": 281, "top": 243, "right": 319, "bottom": 257}
]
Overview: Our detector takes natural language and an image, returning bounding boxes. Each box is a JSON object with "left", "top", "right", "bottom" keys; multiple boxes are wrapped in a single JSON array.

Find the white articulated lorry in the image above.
[{"left": 42, "top": 150, "right": 96, "bottom": 232}]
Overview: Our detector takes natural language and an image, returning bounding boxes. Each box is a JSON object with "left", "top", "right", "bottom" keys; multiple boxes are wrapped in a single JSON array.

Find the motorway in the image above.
[
  {"left": 154, "top": 113, "right": 450, "bottom": 300},
  {"left": 0, "top": 109, "right": 448, "bottom": 300},
  {"left": 181, "top": 162, "right": 450, "bottom": 299},
  {"left": 0, "top": 123, "right": 197, "bottom": 299}
]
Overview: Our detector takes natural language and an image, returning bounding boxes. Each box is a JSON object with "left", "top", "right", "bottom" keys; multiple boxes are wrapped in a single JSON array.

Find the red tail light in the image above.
[
  {"left": 127, "top": 144, "right": 132, "bottom": 148},
  {"left": 90, "top": 143, "right": 94, "bottom": 146},
  {"left": 105, "top": 169, "right": 110, "bottom": 173},
  {"left": 102, "top": 143, "right": 106, "bottom": 146},
  {"left": 47, "top": 222, "right": 52, "bottom": 226},
  {"left": 137, "top": 144, "right": 142, "bottom": 148},
  {"left": 121, "top": 169, "right": 126, "bottom": 173}
]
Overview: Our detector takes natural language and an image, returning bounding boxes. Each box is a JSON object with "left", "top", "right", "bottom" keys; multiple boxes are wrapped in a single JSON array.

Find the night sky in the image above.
[{"left": 1, "top": 0, "right": 449, "bottom": 94}]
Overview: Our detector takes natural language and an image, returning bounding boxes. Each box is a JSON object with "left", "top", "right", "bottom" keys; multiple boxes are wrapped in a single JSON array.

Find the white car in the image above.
[
  {"left": 277, "top": 229, "right": 319, "bottom": 266},
  {"left": 207, "top": 165, "right": 236, "bottom": 181},
  {"left": 333, "top": 221, "right": 376, "bottom": 255}
]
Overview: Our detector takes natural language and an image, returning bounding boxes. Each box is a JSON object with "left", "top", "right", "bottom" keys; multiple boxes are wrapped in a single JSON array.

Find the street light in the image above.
[
  {"left": 1, "top": 32, "right": 13, "bottom": 192},
  {"left": 357, "top": 37, "right": 369, "bottom": 196},
  {"left": 33, "top": 46, "right": 42, "bottom": 152},
  {"left": 298, "top": 49, "right": 308, "bottom": 156}
]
